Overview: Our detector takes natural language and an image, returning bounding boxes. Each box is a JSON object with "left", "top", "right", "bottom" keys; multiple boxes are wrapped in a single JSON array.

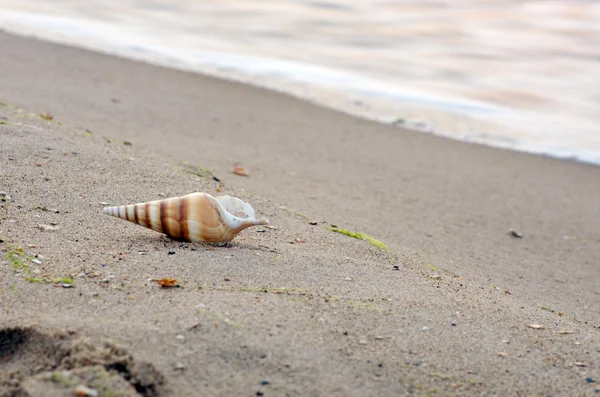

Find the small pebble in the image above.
[
  {"left": 422, "top": 326, "right": 429, "bottom": 331},
  {"left": 168, "top": 250, "right": 176, "bottom": 255},
  {"left": 502, "top": 339, "right": 510, "bottom": 344},
  {"left": 61, "top": 282, "right": 73, "bottom": 288},
  {"left": 31, "top": 259, "right": 42, "bottom": 265},
  {"left": 497, "top": 352, "right": 508, "bottom": 357},
  {"left": 174, "top": 363, "right": 186, "bottom": 371},
  {"left": 431, "top": 274, "right": 441, "bottom": 280},
  {"left": 358, "top": 339, "right": 368, "bottom": 345},
  {"left": 510, "top": 230, "right": 523, "bottom": 238},
  {"left": 99, "top": 202, "right": 109, "bottom": 206},
  {"left": 74, "top": 384, "right": 98, "bottom": 397},
  {"left": 309, "top": 221, "right": 318, "bottom": 225},
  {"left": 176, "top": 334, "right": 185, "bottom": 342},
  {"left": 575, "top": 362, "right": 586, "bottom": 367},
  {"left": 344, "top": 277, "right": 353, "bottom": 281}
]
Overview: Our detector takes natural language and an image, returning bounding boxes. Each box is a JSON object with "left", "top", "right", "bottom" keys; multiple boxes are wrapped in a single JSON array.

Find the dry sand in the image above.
[{"left": 0, "top": 32, "right": 598, "bottom": 396}]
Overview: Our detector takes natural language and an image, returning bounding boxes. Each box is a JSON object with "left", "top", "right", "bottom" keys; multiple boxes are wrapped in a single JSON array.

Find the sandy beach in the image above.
[{"left": 1, "top": 32, "right": 599, "bottom": 396}]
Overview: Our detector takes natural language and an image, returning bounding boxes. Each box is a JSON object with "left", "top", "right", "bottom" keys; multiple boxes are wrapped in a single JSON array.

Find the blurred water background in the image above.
[{"left": 1, "top": 1, "right": 599, "bottom": 164}]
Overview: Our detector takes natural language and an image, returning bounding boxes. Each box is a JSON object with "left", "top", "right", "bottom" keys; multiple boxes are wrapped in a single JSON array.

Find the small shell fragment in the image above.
[{"left": 526, "top": 324, "right": 544, "bottom": 329}]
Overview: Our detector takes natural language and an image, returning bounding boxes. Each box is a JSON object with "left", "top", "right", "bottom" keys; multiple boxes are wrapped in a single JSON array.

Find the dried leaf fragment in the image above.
[
  {"left": 232, "top": 165, "right": 249, "bottom": 176},
  {"left": 157, "top": 278, "right": 179, "bottom": 288},
  {"left": 526, "top": 324, "right": 544, "bottom": 329},
  {"left": 40, "top": 113, "right": 53, "bottom": 121}
]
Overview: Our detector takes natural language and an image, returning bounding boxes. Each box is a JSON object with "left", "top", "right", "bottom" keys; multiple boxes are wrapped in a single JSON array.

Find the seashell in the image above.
[{"left": 102, "top": 192, "right": 269, "bottom": 243}]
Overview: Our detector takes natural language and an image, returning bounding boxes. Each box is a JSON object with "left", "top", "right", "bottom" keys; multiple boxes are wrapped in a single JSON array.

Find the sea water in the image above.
[{"left": 1, "top": 1, "right": 599, "bottom": 164}]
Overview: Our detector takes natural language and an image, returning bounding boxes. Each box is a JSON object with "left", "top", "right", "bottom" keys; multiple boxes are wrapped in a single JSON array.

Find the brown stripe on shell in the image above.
[
  {"left": 134, "top": 203, "right": 140, "bottom": 226},
  {"left": 145, "top": 202, "right": 152, "bottom": 231},
  {"left": 160, "top": 200, "right": 168, "bottom": 236},
  {"left": 179, "top": 195, "right": 190, "bottom": 241}
]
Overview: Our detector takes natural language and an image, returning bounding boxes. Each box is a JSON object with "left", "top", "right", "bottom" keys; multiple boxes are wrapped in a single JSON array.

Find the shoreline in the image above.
[
  {"left": 0, "top": 18, "right": 599, "bottom": 166},
  {"left": 1, "top": 32, "right": 599, "bottom": 396}
]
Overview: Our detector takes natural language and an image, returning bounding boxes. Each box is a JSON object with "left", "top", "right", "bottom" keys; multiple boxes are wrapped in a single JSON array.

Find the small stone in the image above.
[
  {"left": 309, "top": 221, "right": 318, "bottom": 225},
  {"left": 344, "top": 277, "right": 353, "bottom": 281},
  {"left": 431, "top": 274, "right": 441, "bottom": 280},
  {"left": 27, "top": 244, "right": 37, "bottom": 248},
  {"left": 422, "top": 326, "right": 429, "bottom": 331},
  {"left": 176, "top": 334, "right": 185, "bottom": 342},
  {"left": 497, "top": 352, "right": 508, "bottom": 357},
  {"left": 74, "top": 384, "right": 98, "bottom": 397},
  {"left": 99, "top": 202, "right": 109, "bottom": 206},
  {"left": 526, "top": 324, "right": 544, "bottom": 329},
  {"left": 510, "top": 230, "right": 523, "bottom": 238},
  {"left": 358, "top": 339, "right": 368, "bottom": 345},
  {"left": 502, "top": 339, "right": 510, "bottom": 344},
  {"left": 158, "top": 193, "right": 165, "bottom": 197},
  {"left": 61, "top": 282, "right": 73, "bottom": 288},
  {"left": 575, "top": 362, "right": 586, "bottom": 367},
  {"left": 168, "top": 250, "right": 176, "bottom": 255},
  {"left": 31, "top": 258, "right": 42, "bottom": 265},
  {"left": 174, "top": 362, "right": 186, "bottom": 371},
  {"left": 49, "top": 208, "right": 59, "bottom": 213},
  {"left": 38, "top": 224, "right": 60, "bottom": 231}
]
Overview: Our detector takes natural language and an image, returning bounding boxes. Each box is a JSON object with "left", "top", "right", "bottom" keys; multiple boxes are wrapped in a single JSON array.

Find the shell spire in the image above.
[{"left": 102, "top": 192, "right": 269, "bottom": 243}]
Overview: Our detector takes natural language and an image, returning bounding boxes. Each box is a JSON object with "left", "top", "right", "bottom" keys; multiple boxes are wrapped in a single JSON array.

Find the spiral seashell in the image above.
[{"left": 102, "top": 192, "right": 269, "bottom": 243}]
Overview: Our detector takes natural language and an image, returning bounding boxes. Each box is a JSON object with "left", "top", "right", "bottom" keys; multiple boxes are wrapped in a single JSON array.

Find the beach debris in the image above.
[
  {"left": 358, "top": 339, "right": 368, "bottom": 345},
  {"left": 39, "top": 113, "right": 53, "bottom": 121},
  {"left": 157, "top": 278, "right": 179, "bottom": 288},
  {"left": 328, "top": 227, "right": 388, "bottom": 251},
  {"left": 176, "top": 334, "right": 185, "bottom": 341},
  {"left": 265, "top": 225, "right": 278, "bottom": 230},
  {"left": 38, "top": 224, "right": 60, "bottom": 231},
  {"left": 509, "top": 230, "right": 523, "bottom": 238},
  {"left": 526, "top": 324, "right": 544, "bottom": 329},
  {"left": 585, "top": 377, "right": 596, "bottom": 383},
  {"left": 309, "top": 221, "right": 318, "bottom": 225},
  {"left": 344, "top": 277, "right": 353, "bottom": 281},
  {"left": 430, "top": 274, "right": 442, "bottom": 280},
  {"left": 174, "top": 363, "right": 186, "bottom": 371},
  {"left": 392, "top": 265, "right": 400, "bottom": 271},
  {"left": 502, "top": 339, "right": 510, "bottom": 344},
  {"left": 575, "top": 362, "right": 586, "bottom": 367},
  {"left": 168, "top": 250, "right": 176, "bottom": 255},
  {"left": 74, "top": 384, "right": 99, "bottom": 397},
  {"left": 497, "top": 352, "right": 508, "bottom": 357},
  {"left": 232, "top": 165, "right": 249, "bottom": 176},
  {"left": 123, "top": 140, "right": 132, "bottom": 146},
  {"left": 422, "top": 326, "right": 429, "bottom": 331},
  {"left": 295, "top": 238, "right": 306, "bottom": 244},
  {"left": 102, "top": 192, "right": 268, "bottom": 243},
  {"left": 557, "top": 330, "right": 574, "bottom": 335},
  {"left": 99, "top": 201, "right": 109, "bottom": 206},
  {"left": 31, "top": 258, "right": 42, "bottom": 265}
]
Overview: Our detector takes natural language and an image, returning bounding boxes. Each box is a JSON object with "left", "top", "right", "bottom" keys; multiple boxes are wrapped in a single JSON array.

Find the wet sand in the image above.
[{"left": 0, "top": 32, "right": 599, "bottom": 396}]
